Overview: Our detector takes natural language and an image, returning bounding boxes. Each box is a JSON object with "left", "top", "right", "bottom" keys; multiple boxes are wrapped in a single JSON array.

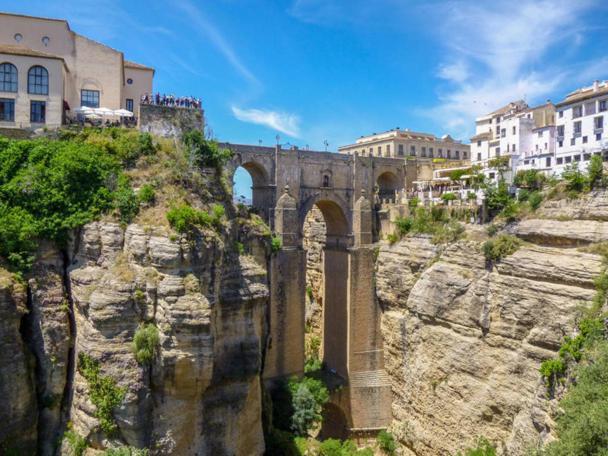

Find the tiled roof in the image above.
[
  {"left": 557, "top": 82, "right": 608, "bottom": 107},
  {"left": 0, "top": 44, "right": 65, "bottom": 61},
  {"left": 124, "top": 60, "right": 154, "bottom": 72},
  {"left": 488, "top": 100, "right": 528, "bottom": 116}
]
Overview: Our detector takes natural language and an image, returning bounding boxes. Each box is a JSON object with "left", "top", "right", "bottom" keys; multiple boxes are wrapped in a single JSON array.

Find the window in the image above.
[
  {"left": 126, "top": 98, "right": 134, "bottom": 112},
  {"left": 597, "top": 133, "right": 603, "bottom": 141},
  {"left": 81, "top": 89, "right": 100, "bottom": 108},
  {"left": 574, "top": 121, "right": 582, "bottom": 135},
  {"left": 546, "top": 157, "right": 551, "bottom": 167},
  {"left": 507, "top": 144, "right": 510, "bottom": 152},
  {"left": 565, "top": 156, "right": 572, "bottom": 163},
  {"left": 0, "top": 63, "right": 18, "bottom": 92},
  {"left": 322, "top": 175, "right": 330, "bottom": 187},
  {"left": 557, "top": 125, "right": 564, "bottom": 137},
  {"left": 600, "top": 100, "right": 607, "bottom": 112},
  {"left": 500, "top": 128, "right": 506, "bottom": 138},
  {"left": 495, "top": 147, "right": 500, "bottom": 156},
  {"left": 429, "top": 147, "right": 434, "bottom": 157},
  {"left": 369, "top": 147, "right": 372, "bottom": 155},
  {"left": 558, "top": 141, "right": 563, "bottom": 147},
  {"left": 512, "top": 126, "right": 516, "bottom": 135},
  {"left": 524, "top": 160, "right": 530, "bottom": 165},
  {"left": 438, "top": 148, "right": 442, "bottom": 157},
  {"left": 28, "top": 66, "right": 48, "bottom": 95},
  {"left": 574, "top": 154, "right": 581, "bottom": 162},
  {"left": 421, "top": 146, "right": 426, "bottom": 157},
  {"left": 447, "top": 149, "right": 451, "bottom": 158},
  {"left": 398, "top": 144, "right": 404, "bottom": 156},
  {"left": 584, "top": 153, "right": 591, "bottom": 161},
  {"left": 495, "top": 125, "right": 500, "bottom": 135},
  {"left": 537, "top": 131, "right": 542, "bottom": 137},
  {"left": 477, "top": 140, "right": 481, "bottom": 147},
  {"left": 557, "top": 157, "right": 563, "bottom": 165},
  {"left": 0, "top": 98, "right": 15, "bottom": 121},
  {"left": 585, "top": 102, "right": 596, "bottom": 116},
  {"left": 583, "top": 136, "right": 588, "bottom": 144},
  {"left": 573, "top": 105, "right": 582, "bottom": 118},
  {"left": 410, "top": 145, "right": 416, "bottom": 156},
  {"left": 386, "top": 144, "right": 391, "bottom": 156},
  {"left": 455, "top": 150, "right": 460, "bottom": 159},
  {"left": 14, "top": 33, "right": 22, "bottom": 43},
  {"left": 477, "top": 152, "right": 481, "bottom": 161},
  {"left": 512, "top": 144, "right": 516, "bottom": 152},
  {"left": 30, "top": 100, "right": 46, "bottom": 123},
  {"left": 558, "top": 110, "right": 563, "bottom": 118},
  {"left": 489, "top": 172, "right": 495, "bottom": 179},
  {"left": 595, "top": 116, "right": 604, "bottom": 130},
  {"left": 535, "top": 144, "right": 539, "bottom": 151},
  {"left": 463, "top": 151, "right": 468, "bottom": 159},
  {"left": 571, "top": 138, "right": 576, "bottom": 146},
  {"left": 41, "top": 36, "right": 50, "bottom": 46}
]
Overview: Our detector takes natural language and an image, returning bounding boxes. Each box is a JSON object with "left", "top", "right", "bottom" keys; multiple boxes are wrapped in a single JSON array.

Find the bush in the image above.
[
  {"left": 486, "top": 224, "right": 499, "bottom": 237},
  {"left": 166, "top": 203, "right": 213, "bottom": 234},
  {"left": 386, "top": 233, "right": 399, "bottom": 244},
  {"left": 78, "top": 353, "right": 126, "bottom": 436},
  {"left": 288, "top": 376, "right": 329, "bottom": 436},
  {"left": 395, "top": 217, "right": 413, "bottom": 235},
  {"left": 441, "top": 192, "right": 457, "bottom": 202},
  {"left": 514, "top": 169, "right": 545, "bottom": 190},
  {"left": 210, "top": 203, "right": 225, "bottom": 228},
  {"left": 528, "top": 191, "right": 543, "bottom": 210},
  {"left": 587, "top": 154, "right": 604, "bottom": 189},
  {"left": 0, "top": 204, "right": 37, "bottom": 271},
  {"left": 377, "top": 430, "right": 397, "bottom": 455},
  {"left": 408, "top": 196, "right": 419, "bottom": 209},
  {"left": 114, "top": 175, "right": 139, "bottom": 224},
  {"left": 271, "top": 236, "right": 283, "bottom": 253},
  {"left": 517, "top": 188, "right": 530, "bottom": 202},
  {"left": 137, "top": 184, "right": 156, "bottom": 204},
  {"left": 485, "top": 180, "right": 512, "bottom": 214},
  {"left": 264, "top": 428, "right": 300, "bottom": 456},
  {"left": 540, "top": 358, "right": 566, "bottom": 388},
  {"left": 482, "top": 234, "right": 521, "bottom": 261},
  {"left": 457, "top": 437, "right": 496, "bottom": 456},
  {"left": 132, "top": 323, "right": 159, "bottom": 365},
  {"left": 562, "top": 163, "right": 588, "bottom": 193},
  {"left": 182, "top": 130, "right": 232, "bottom": 168},
  {"left": 431, "top": 220, "right": 464, "bottom": 245},
  {"left": 467, "top": 191, "right": 477, "bottom": 201},
  {"left": 63, "top": 429, "right": 87, "bottom": 456}
]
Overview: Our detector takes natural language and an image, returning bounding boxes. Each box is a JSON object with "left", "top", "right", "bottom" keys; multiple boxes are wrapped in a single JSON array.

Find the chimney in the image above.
[{"left": 593, "top": 80, "right": 600, "bottom": 92}]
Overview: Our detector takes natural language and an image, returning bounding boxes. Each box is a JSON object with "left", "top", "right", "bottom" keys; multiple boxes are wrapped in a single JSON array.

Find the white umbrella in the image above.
[
  {"left": 94, "top": 107, "right": 115, "bottom": 116},
  {"left": 74, "top": 106, "right": 95, "bottom": 114},
  {"left": 85, "top": 113, "right": 101, "bottom": 119},
  {"left": 113, "top": 109, "right": 134, "bottom": 117}
]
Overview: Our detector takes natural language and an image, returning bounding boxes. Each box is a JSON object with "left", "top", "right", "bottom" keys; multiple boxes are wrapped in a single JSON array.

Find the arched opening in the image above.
[
  {"left": 301, "top": 198, "right": 350, "bottom": 382},
  {"left": 319, "top": 403, "right": 349, "bottom": 441},
  {"left": 376, "top": 171, "right": 400, "bottom": 202},
  {"left": 231, "top": 160, "right": 271, "bottom": 221}
]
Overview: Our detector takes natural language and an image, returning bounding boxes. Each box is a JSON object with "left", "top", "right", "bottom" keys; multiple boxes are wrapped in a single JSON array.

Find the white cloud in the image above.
[
  {"left": 232, "top": 106, "right": 301, "bottom": 138},
  {"left": 426, "top": 0, "right": 602, "bottom": 139}
]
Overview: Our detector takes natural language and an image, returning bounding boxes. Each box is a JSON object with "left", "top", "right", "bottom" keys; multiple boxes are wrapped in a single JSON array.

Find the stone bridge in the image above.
[{"left": 224, "top": 143, "right": 407, "bottom": 433}]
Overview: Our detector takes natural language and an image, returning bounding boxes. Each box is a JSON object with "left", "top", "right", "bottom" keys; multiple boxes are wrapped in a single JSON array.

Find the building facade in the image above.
[
  {"left": 339, "top": 128, "right": 470, "bottom": 162},
  {"left": 470, "top": 101, "right": 555, "bottom": 181},
  {"left": 0, "top": 12, "right": 154, "bottom": 129},
  {"left": 554, "top": 80, "right": 608, "bottom": 174}
]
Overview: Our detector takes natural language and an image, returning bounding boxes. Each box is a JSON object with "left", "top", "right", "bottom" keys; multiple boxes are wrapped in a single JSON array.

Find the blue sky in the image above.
[{"left": 2, "top": 0, "right": 608, "bottom": 197}]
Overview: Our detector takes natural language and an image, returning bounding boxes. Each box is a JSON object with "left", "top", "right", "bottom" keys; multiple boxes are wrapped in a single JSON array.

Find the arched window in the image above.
[
  {"left": 28, "top": 66, "right": 49, "bottom": 95},
  {"left": 0, "top": 63, "right": 18, "bottom": 92}
]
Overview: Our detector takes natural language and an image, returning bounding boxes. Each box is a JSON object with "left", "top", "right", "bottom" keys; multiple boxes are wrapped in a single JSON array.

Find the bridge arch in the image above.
[
  {"left": 376, "top": 170, "right": 400, "bottom": 201},
  {"left": 230, "top": 155, "right": 274, "bottom": 221}
]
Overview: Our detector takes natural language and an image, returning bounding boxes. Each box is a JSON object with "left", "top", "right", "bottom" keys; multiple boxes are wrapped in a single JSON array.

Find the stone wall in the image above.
[
  {"left": 138, "top": 104, "right": 204, "bottom": 138},
  {"left": 303, "top": 206, "right": 326, "bottom": 337}
]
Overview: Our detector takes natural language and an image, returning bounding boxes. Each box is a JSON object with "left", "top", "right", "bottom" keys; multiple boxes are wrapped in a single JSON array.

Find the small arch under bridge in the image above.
[{"left": 224, "top": 143, "right": 406, "bottom": 433}]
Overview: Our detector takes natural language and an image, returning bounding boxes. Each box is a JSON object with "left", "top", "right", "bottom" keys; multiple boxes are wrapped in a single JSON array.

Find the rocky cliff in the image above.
[{"left": 376, "top": 194, "right": 608, "bottom": 455}]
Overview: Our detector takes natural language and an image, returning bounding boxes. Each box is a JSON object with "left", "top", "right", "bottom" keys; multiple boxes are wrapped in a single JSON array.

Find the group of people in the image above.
[{"left": 141, "top": 93, "right": 202, "bottom": 109}]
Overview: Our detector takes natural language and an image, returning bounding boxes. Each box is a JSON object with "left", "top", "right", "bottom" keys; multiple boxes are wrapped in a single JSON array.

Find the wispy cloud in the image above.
[
  {"left": 425, "top": 0, "right": 604, "bottom": 139},
  {"left": 232, "top": 106, "right": 301, "bottom": 138},
  {"left": 173, "top": 0, "right": 259, "bottom": 87}
]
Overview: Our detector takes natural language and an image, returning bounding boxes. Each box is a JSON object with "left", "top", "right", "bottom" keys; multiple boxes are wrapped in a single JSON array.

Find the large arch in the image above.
[
  {"left": 376, "top": 171, "right": 400, "bottom": 201},
  {"left": 230, "top": 157, "right": 273, "bottom": 222}
]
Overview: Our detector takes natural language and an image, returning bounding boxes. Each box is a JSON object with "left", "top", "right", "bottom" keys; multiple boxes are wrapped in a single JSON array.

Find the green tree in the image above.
[{"left": 587, "top": 154, "right": 604, "bottom": 189}]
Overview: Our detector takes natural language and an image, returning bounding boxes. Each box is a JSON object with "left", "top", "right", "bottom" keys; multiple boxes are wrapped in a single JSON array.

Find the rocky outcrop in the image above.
[
  {"left": 65, "top": 222, "right": 268, "bottom": 454},
  {"left": 303, "top": 206, "right": 326, "bottom": 336},
  {"left": 0, "top": 270, "right": 38, "bottom": 454},
  {"left": 377, "top": 217, "right": 603, "bottom": 454}
]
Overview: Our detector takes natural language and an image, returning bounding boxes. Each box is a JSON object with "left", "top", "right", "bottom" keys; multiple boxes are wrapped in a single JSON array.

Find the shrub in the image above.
[
  {"left": 182, "top": 130, "right": 232, "bottom": 168},
  {"left": 485, "top": 180, "right": 512, "bottom": 214},
  {"left": 63, "top": 429, "right": 87, "bottom": 456},
  {"left": 562, "top": 163, "right": 588, "bottom": 193},
  {"left": 528, "top": 191, "right": 543, "bottom": 210},
  {"left": 441, "top": 192, "right": 457, "bottom": 202},
  {"left": 114, "top": 175, "right": 139, "bottom": 224},
  {"left": 271, "top": 236, "right": 283, "bottom": 253},
  {"left": 377, "top": 430, "right": 397, "bottom": 455},
  {"left": 395, "top": 217, "right": 413, "bottom": 235},
  {"left": 431, "top": 220, "right": 464, "bottom": 245},
  {"left": 210, "top": 203, "right": 225, "bottom": 228},
  {"left": 288, "top": 376, "right": 329, "bottom": 436},
  {"left": 0, "top": 204, "right": 37, "bottom": 271},
  {"left": 482, "top": 234, "right": 521, "bottom": 261},
  {"left": 540, "top": 358, "right": 566, "bottom": 388},
  {"left": 514, "top": 169, "right": 545, "bottom": 190},
  {"left": 467, "top": 191, "right": 477, "bottom": 201},
  {"left": 386, "top": 233, "right": 399, "bottom": 244},
  {"left": 587, "top": 154, "right": 604, "bottom": 189},
  {"left": 486, "top": 224, "right": 499, "bottom": 237},
  {"left": 517, "top": 188, "right": 530, "bottom": 202},
  {"left": 137, "top": 184, "right": 156, "bottom": 204},
  {"left": 500, "top": 200, "right": 521, "bottom": 222},
  {"left": 235, "top": 241, "right": 245, "bottom": 254},
  {"left": 408, "top": 196, "right": 419, "bottom": 209},
  {"left": 457, "top": 437, "right": 496, "bottom": 456},
  {"left": 78, "top": 353, "right": 126, "bottom": 436},
  {"left": 264, "top": 428, "right": 300, "bottom": 456},
  {"left": 449, "top": 168, "right": 471, "bottom": 182},
  {"left": 166, "top": 203, "right": 212, "bottom": 234},
  {"left": 132, "top": 323, "right": 159, "bottom": 365}
]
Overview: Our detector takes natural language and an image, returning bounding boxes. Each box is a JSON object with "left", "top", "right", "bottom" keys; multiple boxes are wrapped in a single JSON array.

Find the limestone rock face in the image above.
[
  {"left": 377, "top": 235, "right": 601, "bottom": 455},
  {"left": 0, "top": 270, "right": 38, "bottom": 454},
  {"left": 66, "top": 222, "right": 268, "bottom": 454}
]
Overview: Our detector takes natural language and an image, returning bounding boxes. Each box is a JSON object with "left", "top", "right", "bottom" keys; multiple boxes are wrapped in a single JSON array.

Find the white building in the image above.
[
  {"left": 470, "top": 101, "right": 555, "bottom": 181},
  {"left": 554, "top": 80, "right": 608, "bottom": 174}
]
